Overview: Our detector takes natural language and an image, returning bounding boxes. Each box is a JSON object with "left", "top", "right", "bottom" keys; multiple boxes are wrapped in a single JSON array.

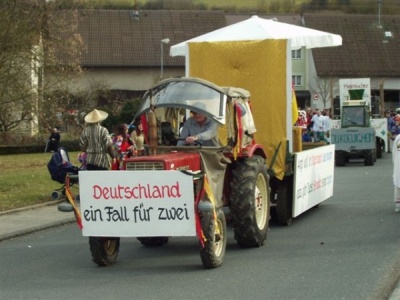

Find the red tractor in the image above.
[{"left": 86, "top": 77, "right": 270, "bottom": 269}]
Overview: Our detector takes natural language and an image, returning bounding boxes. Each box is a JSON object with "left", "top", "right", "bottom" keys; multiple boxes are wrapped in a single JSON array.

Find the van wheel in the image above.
[
  {"left": 364, "top": 150, "right": 374, "bottom": 166},
  {"left": 335, "top": 151, "right": 346, "bottom": 166},
  {"left": 376, "top": 139, "right": 382, "bottom": 158},
  {"left": 276, "top": 177, "right": 293, "bottom": 226}
]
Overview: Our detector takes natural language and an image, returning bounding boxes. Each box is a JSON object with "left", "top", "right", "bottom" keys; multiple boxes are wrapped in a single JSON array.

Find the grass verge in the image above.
[{"left": 0, "top": 151, "right": 80, "bottom": 211}]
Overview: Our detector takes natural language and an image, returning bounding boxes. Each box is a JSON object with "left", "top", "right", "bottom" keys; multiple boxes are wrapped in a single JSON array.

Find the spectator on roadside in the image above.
[
  {"left": 131, "top": 119, "right": 146, "bottom": 156},
  {"left": 306, "top": 107, "right": 314, "bottom": 136},
  {"left": 296, "top": 110, "right": 308, "bottom": 129},
  {"left": 391, "top": 120, "right": 400, "bottom": 142},
  {"left": 395, "top": 110, "right": 400, "bottom": 123},
  {"left": 321, "top": 110, "right": 331, "bottom": 143},
  {"left": 47, "top": 127, "right": 60, "bottom": 152},
  {"left": 387, "top": 111, "right": 395, "bottom": 132},
  {"left": 79, "top": 109, "right": 117, "bottom": 170},
  {"left": 306, "top": 107, "right": 313, "bottom": 126},
  {"left": 387, "top": 111, "right": 395, "bottom": 152},
  {"left": 311, "top": 108, "right": 324, "bottom": 142},
  {"left": 113, "top": 123, "right": 135, "bottom": 161},
  {"left": 392, "top": 134, "right": 400, "bottom": 213},
  {"left": 296, "top": 110, "right": 311, "bottom": 142}
]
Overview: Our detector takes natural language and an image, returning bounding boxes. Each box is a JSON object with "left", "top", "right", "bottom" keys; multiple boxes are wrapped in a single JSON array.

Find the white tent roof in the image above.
[{"left": 170, "top": 15, "right": 342, "bottom": 56}]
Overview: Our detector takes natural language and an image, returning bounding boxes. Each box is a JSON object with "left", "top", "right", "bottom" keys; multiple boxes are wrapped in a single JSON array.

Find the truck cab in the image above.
[{"left": 341, "top": 100, "right": 370, "bottom": 128}]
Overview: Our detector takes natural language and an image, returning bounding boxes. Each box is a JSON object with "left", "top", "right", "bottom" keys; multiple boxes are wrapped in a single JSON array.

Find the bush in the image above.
[{"left": 59, "top": 139, "right": 80, "bottom": 152}]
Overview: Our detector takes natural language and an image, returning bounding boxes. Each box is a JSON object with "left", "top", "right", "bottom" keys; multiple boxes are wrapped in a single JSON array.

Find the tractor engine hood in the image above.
[{"left": 122, "top": 151, "right": 201, "bottom": 172}]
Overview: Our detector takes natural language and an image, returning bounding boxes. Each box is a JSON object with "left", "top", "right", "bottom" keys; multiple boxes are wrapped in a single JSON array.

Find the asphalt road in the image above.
[{"left": 0, "top": 152, "right": 399, "bottom": 300}]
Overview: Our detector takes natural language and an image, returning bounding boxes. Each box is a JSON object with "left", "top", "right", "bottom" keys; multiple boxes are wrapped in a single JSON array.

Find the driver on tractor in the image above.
[{"left": 177, "top": 102, "right": 219, "bottom": 146}]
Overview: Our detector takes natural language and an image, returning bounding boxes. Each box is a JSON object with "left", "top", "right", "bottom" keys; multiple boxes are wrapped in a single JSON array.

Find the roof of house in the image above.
[
  {"left": 225, "top": 13, "right": 303, "bottom": 26},
  {"left": 303, "top": 13, "right": 400, "bottom": 77},
  {"left": 76, "top": 9, "right": 227, "bottom": 67},
  {"left": 69, "top": 10, "right": 400, "bottom": 79}
]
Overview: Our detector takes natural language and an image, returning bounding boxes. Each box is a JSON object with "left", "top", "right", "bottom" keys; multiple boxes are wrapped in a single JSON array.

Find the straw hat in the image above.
[{"left": 84, "top": 109, "right": 108, "bottom": 123}]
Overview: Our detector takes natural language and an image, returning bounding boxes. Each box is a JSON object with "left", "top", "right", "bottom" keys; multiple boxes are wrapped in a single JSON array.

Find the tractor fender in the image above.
[{"left": 243, "top": 143, "right": 267, "bottom": 159}]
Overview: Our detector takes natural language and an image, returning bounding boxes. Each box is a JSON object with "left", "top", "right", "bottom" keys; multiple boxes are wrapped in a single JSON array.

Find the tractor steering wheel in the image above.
[{"left": 177, "top": 138, "right": 203, "bottom": 147}]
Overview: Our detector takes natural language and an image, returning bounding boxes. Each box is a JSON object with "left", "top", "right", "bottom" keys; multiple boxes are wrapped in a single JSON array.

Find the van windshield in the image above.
[{"left": 342, "top": 106, "right": 365, "bottom": 127}]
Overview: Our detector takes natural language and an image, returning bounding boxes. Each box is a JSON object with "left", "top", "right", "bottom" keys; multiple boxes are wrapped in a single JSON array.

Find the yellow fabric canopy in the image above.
[{"left": 189, "top": 40, "right": 288, "bottom": 179}]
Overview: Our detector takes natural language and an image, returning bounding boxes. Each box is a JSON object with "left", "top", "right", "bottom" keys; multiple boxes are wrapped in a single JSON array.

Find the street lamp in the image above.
[
  {"left": 160, "top": 38, "right": 170, "bottom": 80},
  {"left": 377, "top": 0, "right": 382, "bottom": 28}
]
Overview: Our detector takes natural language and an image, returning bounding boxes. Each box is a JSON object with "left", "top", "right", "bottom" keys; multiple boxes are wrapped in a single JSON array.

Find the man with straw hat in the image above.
[{"left": 79, "top": 109, "right": 117, "bottom": 170}]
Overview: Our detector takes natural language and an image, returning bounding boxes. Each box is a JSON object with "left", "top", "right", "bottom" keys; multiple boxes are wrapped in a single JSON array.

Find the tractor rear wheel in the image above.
[
  {"left": 137, "top": 237, "right": 169, "bottom": 247},
  {"left": 199, "top": 209, "right": 227, "bottom": 269},
  {"left": 89, "top": 237, "right": 120, "bottom": 266},
  {"left": 230, "top": 156, "right": 270, "bottom": 248}
]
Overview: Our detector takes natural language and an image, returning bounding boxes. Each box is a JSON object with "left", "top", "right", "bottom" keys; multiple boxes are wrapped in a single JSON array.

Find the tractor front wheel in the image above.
[
  {"left": 199, "top": 209, "right": 227, "bottom": 269},
  {"left": 230, "top": 156, "right": 270, "bottom": 248},
  {"left": 89, "top": 237, "right": 120, "bottom": 266}
]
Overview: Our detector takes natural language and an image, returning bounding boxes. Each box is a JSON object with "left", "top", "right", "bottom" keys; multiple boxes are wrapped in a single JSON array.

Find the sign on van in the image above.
[{"left": 330, "top": 128, "right": 375, "bottom": 151}]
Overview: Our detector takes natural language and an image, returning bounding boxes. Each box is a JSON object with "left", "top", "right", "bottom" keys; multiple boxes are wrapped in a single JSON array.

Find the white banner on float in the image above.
[
  {"left": 293, "top": 145, "right": 335, "bottom": 217},
  {"left": 79, "top": 171, "right": 195, "bottom": 237}
]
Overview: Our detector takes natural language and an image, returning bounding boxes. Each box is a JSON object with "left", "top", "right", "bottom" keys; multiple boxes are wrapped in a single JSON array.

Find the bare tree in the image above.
[
  {"left": 42, "top": 77, "right": 114, "bottom": 134},
  {"left": 311, "top": 76, "right": 338, "bottom": 109},
  {"left": 0, "top": 0, "right": 84, "bottom": 135}
]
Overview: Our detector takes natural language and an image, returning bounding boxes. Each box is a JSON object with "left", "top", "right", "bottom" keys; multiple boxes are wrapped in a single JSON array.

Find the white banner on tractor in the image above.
[
  {"left": 293, "top": 145, "right": 335, "bottom": 217},
  {"left": 79, "top": 171, "right": 195, "bottom": 237}
]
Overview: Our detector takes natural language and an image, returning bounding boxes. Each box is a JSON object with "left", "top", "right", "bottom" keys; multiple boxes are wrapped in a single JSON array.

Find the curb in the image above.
[
  {"left": 389, "top": 283, "right": 400, "bottom": 300},
  {"left": 0, "top": 217, "right": 76, "bottom": 242},
  {"left": 0, "top": 200, "right": 65, "bottom": 216},
  {"left": 0, "top": 200, "right": 76, "bottom": 242}
]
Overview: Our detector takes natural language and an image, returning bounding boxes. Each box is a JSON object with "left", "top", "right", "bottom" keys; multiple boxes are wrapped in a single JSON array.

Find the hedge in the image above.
[{"left": 0, "top": 139, "right": 80, "bottom": 155}]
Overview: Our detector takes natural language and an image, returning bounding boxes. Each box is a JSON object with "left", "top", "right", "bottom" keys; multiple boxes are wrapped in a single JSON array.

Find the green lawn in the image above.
[{"left": 0, "top": 151, "right": 80, "bottom": 211}]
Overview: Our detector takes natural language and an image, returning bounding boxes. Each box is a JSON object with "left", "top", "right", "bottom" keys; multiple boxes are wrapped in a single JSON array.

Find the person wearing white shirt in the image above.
[
  {"left": 321, "top": 110, "right": 331, "bottom": 143},
  {"left": 311, "top": 109, "right": 324, "bottom": 142}
]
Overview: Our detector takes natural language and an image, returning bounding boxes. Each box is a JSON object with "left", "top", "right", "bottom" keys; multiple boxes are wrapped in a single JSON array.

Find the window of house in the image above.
[
  {"left": 291, "top": 49, "right": 302, "bottom": 59},
  {"left": 292, "top": 75, "right": 302, "bottom": 86}
]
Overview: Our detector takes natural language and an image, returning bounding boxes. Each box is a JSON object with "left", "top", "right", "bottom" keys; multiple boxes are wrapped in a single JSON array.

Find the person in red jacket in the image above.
[{"left": 112, "top": 123, "right": 135, "bottom": 161}]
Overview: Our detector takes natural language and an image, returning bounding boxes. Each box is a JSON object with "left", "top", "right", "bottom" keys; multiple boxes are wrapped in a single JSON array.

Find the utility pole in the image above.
[
  {"left": 330, "top": 75, "right": 333, "bottom": 114},
  {"left": 160, "top": 38, "right": 170, "bottom": 80},
  {"left": 377, "top": 0, "right": 382, "bottom": 28},
  {"left": 379, "top": 79, "right": 385, "bottom": 117}
]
